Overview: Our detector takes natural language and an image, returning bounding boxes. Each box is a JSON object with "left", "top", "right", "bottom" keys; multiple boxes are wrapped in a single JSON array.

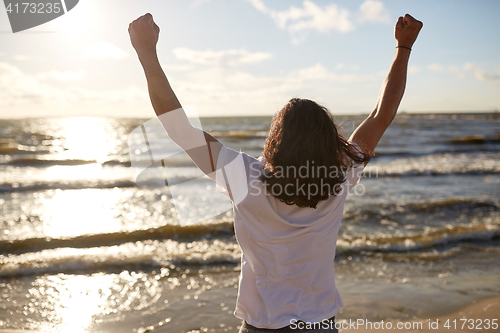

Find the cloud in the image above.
[
  {"left": 167, "top": 48, "right": 371, "bottom": 97},
  {"left": 13, "top": 54, "right": 43, "bottom": 61},
  {"left": 464, "top": 63, "right": 500, "bottom": 84},
  {"left": 247, "top": 0, "right": 389, "bottom": 43},
  {"left": 37, "top": 70, "right": 87, "bottom": 81},
  {"left": 408, "top": 65, "right": 421, "bottom": 74},
  {"left": 162, "top": 64, "right": 194, "bottom": 72},
  {"left": 427, "top": 62, "right": 500, "bottom": 85},
  {"left": 292, "top": 62, "right": 373, "bottom": 83},
  {"left": 0, "top": 62, "right": 146, "bottom": 109},
  {"left": 426, "top": 63, "right": 446, "bottom": 73},
  {"left": 83, "top": 42, "right": 129, "bottom": 60},
  {"left": 172, "top": 48, "right": 273, "bottom": 66},
  {"left": 0, "top": 62, "right": 61, "bottom": 106},
  {"left": 357, "top": 0, "right": 390, "bottom": 23},
  {"left": 248, "top": 0, "right": 354, "bottom": 35},
  {"left": 427, "top": 63, "right": 465, "bottom": 78},
  {"left": 163, "top": 49, "right": 374, "bottom": 116},
  {"left": 274, "top": 1, "right": 354, "bottom": 34},
  {"left": 190, "top": 0, "right": 211, "bottom": 8},
  {"left": 247, "top": 0, "right": 268, "bottom": 13}
]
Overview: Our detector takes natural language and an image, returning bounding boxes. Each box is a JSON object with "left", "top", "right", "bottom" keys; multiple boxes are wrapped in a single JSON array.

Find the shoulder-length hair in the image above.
[{"left": 259, "top": 98, "right": 372, "bottom": 208}]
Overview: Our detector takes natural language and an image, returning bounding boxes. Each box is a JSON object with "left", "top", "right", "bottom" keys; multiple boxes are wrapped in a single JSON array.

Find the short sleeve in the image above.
[
  {"left": 215, "top": 146, "right": 249, "bottom": 204},
  {"left": 343, "top": 142, "right": 365, "bottom": 192},
  {"left": 157, "top": 107, "right": 206, "bottom": 152}
]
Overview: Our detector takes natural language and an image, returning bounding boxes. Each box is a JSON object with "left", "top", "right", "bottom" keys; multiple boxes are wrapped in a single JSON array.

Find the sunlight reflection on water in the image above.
[
  {"left": 56, "top": 117, "right": 118, "bottom": 163},
  {"left": 26, "top": 271, "right": 168, "bottom": 332},
  {"left": 41, "top": 189, "right": 124, "bottom": 238}
]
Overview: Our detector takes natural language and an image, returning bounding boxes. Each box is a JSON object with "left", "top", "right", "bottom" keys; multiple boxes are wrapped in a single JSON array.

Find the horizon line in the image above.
[{"left": 0, "top": 109, "right": 498, "bottom": 120}]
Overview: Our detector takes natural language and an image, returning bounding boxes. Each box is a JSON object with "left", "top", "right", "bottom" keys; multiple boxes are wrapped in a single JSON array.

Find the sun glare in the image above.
[
  {"left": 54, "top": 0, "right": 95, "bottom": 37},
  {"left": 41, "top": 188, "right": 124, "bottom": 238},
  {"left": 57, "top": 117, "right": 116, "bottom": 162}
]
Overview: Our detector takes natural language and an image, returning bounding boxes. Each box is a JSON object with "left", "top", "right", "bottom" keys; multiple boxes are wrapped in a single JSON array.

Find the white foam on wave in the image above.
[
  {"left": 0, "top": 238, "right": 241, "bottom": 278},
  {"left": 366, "top": 152, "right": 500, "bottom": 177},
  {"left": 336, "top": 223, "right": 500, "bottom": 255}
]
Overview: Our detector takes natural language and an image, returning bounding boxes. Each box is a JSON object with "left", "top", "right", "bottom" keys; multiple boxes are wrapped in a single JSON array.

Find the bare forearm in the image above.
[
  {"left": 348, "top": 14, "right": 422, "bottom": 157},
  {"left": 373, "top": 48, "right": 411, "bottom": 124},
  {"left": 137, "top": 50, "right": 181, "bottom": 116}
]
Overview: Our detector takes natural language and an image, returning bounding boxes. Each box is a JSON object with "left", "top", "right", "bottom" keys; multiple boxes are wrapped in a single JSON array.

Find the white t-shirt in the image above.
[{"left": 216, "top": 145, "right": 364, "bottom": 329}]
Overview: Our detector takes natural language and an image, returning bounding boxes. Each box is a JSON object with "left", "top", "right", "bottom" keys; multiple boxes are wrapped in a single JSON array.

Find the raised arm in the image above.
[
  {"left": 128, "top": 14, "right": 223, "bottom": 179},
  {"left": 349, "top": 14, "right": 423, "bottom": 162}
]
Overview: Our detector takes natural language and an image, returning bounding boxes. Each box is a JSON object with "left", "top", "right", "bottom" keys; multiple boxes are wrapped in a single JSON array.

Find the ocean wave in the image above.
[
  {"left": 105, "top": 156, "right": 206, "bottom": 168},
  {"left": 0, "top": 238, "right": 240, "bottom": 278},
  {"left": 1, "top": 224, "right": 498, "bottom": 278},
  {"left": 447, "top": 134, "right": 500, "bottom": 144},
  {"left": 0, "top": 145, "right": 34, "bottom": 154},
  {"left": 102, "top": 159, "right": 132, "bottom": 167},
  {"left": 342, "top": 198, "right": 499, "bottom": 233},
  {"left": 377, "top": 241, "right": 500, "bottom": 261},
  {"left": 3, "top": 152, "right": 500, "bottom": 194},
  {"left": 7, "top": 158, "right": 97, "bottom": 166},
  {"left": 0, "top": 221, "right": 235, "bottom": 254},
  {"left": 0, "top": 179, "right": 138, "bottom": 192},
  {"left": 0, "top": 144, "right": 55, "bottom": 155},
  {"left": 208, "top": 130, "right": 268, "bottom": 139},
  {"left": 344, "top": 198, "right": 498, "bottom": 218},
  {"left": 365, "top": 152, "right": 500, "bottom": 177},
  {"left": 337, "top": 222, "right": 500, "bottom": 255},
  {"left": 1, "top": 195, "right": 497, "bottom": 255},
  {"left": 0, "top": 172, "right": 205, "bottom": 192}
]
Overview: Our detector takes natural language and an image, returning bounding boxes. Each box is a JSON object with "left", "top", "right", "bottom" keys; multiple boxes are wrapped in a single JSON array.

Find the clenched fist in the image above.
[
  {"left": 394, "top": 14, "right": 423, "bottom": 49},
  {"left": 128, "top": 13, "right": 160, "bottom": 54}
]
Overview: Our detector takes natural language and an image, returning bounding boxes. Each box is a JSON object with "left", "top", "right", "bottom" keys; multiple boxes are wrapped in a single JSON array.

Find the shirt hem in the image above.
[{"left": 234, "top": 308, "right": 340, "bottom": 330}]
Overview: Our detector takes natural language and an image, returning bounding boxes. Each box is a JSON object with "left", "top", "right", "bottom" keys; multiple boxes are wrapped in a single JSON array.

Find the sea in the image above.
[{"left": 0, "top": 113, "right": 499, "bottom": 332}]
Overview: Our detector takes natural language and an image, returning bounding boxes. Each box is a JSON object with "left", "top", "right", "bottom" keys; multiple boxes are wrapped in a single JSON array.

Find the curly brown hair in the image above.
[{"left": 259, "top": 98, "right": 372, "bottom": 208}]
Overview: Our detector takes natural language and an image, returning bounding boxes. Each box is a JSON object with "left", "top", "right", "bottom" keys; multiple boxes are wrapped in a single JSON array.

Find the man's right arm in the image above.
[
  {"left": 129, "top": 13, "right": 223, "bottom": 180},
  {"left": 349, "top": 14, "right": 423, "bottom": 163}
]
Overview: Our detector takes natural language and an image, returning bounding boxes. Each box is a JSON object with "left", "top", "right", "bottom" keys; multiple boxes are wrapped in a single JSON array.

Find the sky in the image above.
[{"left": 0, "top": 0, "right": 499, "bottom": 118}]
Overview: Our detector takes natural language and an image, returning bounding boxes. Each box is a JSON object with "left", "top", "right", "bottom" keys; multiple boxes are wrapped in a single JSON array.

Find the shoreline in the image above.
[
  {"left": 0, "top": 290, "right": 498, "bottom": 332},
  {"left": 339, "top": 295, "right": 500, "bottom": 333}
]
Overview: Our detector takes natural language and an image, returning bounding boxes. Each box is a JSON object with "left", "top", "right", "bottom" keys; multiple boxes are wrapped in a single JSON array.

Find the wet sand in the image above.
[
  {"left": 339, "top": 296, "right": 500, "bottom": 332},
  {"left": 0, "top": 288, "right": 500, "bottom": 333}
]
